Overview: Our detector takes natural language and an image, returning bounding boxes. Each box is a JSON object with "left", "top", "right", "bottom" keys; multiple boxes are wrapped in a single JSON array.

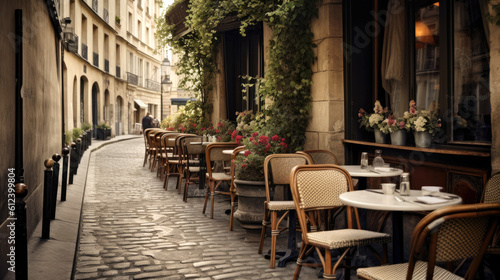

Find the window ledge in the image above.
[{"left": 342, "top": 139, "right": 490, "bottom": 157}]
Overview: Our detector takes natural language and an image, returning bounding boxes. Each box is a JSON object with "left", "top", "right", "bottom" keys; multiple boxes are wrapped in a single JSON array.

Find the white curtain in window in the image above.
[{"left": 381, "top": 0, "right": 409, "bottom": 117}]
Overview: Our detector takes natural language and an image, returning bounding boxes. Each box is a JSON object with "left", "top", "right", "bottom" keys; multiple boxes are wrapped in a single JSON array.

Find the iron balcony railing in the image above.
[
  {"left": 104, "top": 59, "right": 109, "bottom": 73},
  {"left": 116, "top": 66, "right": 121, "bottom": 78},
  {"left": 92, "top": 0, "right": 98, "bottom": 13},
  {"left": 81, "top": 43, "right": 88, "bottom": 60},
  {"left": 93, "top": 52, "right": 99, "bottom": 67},
  {"left": 146, "top": 79, "right": 160, "bottom": 92},
  {"left": 103, "top": 8, "right": 109, "bottom": 23},
  {"left": 127, "top": 72, "right": 138, "bottom": 85}
]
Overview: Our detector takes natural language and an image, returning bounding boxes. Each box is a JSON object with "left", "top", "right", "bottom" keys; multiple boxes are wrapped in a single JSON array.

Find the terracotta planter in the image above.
[
  {"left": 414, "top": 131, "right": 432, "bottom": 148},
  {"left": 374, "top": 128, "right": 388, "bottom": 144},
  {"left": 233, "top": 179, "right": 266, "bottom": 230},
  {"left": 390, "top": 130, "right": 407, "bottom": 146}
]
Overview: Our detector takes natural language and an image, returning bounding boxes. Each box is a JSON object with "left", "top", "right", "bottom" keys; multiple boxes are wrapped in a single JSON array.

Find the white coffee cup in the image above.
[
  {"left": 381, "top": 183, "right": 396, "bottom": 195},
  {"left": 421, "top": 186, "right": 442, "bottom": 196}
]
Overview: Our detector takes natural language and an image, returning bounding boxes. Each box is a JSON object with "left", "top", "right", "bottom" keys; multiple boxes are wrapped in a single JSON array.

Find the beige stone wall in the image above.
[
  {"left": 489, "top": 18, "right": 500, "bottom": 173},
  {"left": 305, "top": 0, "right": 345, "bottom": 163},
  {"left": 0, "top": 1, "right": 62, "bottom": 277}
]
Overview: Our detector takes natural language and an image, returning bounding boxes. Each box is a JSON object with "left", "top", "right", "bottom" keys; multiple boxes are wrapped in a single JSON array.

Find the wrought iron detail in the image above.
[
  {"left": 93, "top": 52, "right": 99, "bottom": 67},
  {"left": 81, "top": 43, "right": 88, "bottom": 60},
  {"left": 103, "top": 8, "right": 109, "bottom": 23},
  {"left": 146, "top": 79, "right": 160, "bottom": 92},
  {"left": 92, "top": 0, "right": 98, "bottom": 13},
  {"left": 127, "top": 72, "right": 138, "bottom": 85}
]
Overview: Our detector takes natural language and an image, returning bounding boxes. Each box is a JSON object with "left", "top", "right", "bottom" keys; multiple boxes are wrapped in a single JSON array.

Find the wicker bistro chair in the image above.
[
  {"left": 357, "top": 203, "right": 500, "bottom": 280},
  {"left": 143, "top": 128, "right": 162, "bottom": 168},
  {"left": 290, "top": 164, "right": 391, "bottom": 280},
  {"left": 229, "top": 146, "right": 245, "bottom": 231},
  {"left": 150, "top": 130, "right": 168, "bottom": 172},
  {"left": 202, "top": 142, "right": 239, "bottom": 219},
  {"left": 297, "top": 150, "right": 339, "bottom": 165},
  {"left": 257, "top": 153, "right": 313, "bottom": 269},
  {"left": 174, "top": 134, "right": 198, "bottom": 193},
  {"left": 161, "top": 133, "right": 182, "bottom": 190},
  {"left": 481, "top": 173, "right": 500, "bottom": 266},
  {"left": 181, "top": 136, "right": 203, "bottom": 202}
]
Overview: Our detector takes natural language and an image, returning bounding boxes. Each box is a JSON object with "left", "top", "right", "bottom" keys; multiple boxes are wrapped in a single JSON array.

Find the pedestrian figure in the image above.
[{"left": 142, "top": 112, "right": 152, "bottom": 133}]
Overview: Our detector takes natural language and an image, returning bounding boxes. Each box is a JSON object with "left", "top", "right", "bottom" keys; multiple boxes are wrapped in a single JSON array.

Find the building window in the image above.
[
  {"left": 345, "top": 0, "right": 491, "bottom": 145},
  {"left": 128, "top": 12, "right": 133, "bottom": 32},
  {"left": 138, "top": 20, "right": 142, "bottom": 39}
]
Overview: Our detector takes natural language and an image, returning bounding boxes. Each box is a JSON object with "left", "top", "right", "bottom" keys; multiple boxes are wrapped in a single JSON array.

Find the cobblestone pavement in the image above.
[{"left": 74, "top": 138, "right": 320, "bottom": 280}]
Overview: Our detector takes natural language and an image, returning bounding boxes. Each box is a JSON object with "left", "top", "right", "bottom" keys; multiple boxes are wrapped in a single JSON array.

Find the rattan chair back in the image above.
[
  {"left": 483, "top": 172, "right": 500, "bottom": 204},
  {"left": 298, "top": 149, "right": 339, "bottom": 165}
]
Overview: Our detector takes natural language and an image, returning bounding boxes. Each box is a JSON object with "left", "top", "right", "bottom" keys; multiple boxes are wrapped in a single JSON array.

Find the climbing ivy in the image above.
[{"left": 156, "top": 0, "right": 317, "bottom": 151}]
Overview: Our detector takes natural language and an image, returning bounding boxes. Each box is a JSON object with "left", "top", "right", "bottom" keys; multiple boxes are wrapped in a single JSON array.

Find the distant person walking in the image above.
[{"left": 142, "top": 112, "right": 152, "bottom": 133}]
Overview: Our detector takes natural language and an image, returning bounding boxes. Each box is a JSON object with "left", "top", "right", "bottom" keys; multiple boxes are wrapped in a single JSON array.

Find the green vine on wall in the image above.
[{"left": 156, "top": 0, "right": 317, "bottom": 151}]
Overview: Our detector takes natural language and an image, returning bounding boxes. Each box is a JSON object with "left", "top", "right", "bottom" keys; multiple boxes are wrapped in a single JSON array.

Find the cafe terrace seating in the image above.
[
  {"left": 161, "top": 133, "right": 182, "bottom": 190},
  {"left": 297, "top": 149, "right": 339, "bottom": 165},
  {"left": 290, "top": 164, "right": 391, "bottom": 280},
  {"left": 229, "top": 146, "right": 245, "bottom": 231},
  {"left": 181, "top": 136, "right": 203, "bottom": 202},
  {"left": 143, "top": 128, "right": 162, "bottom": 168},
  {"left": 257, "top": 153, "right": 313, "bottom": 269},
  {"left": 357, "top": 203, "right": 500, "bottom": 280},
  {"left": 202, "top": 142, "right": 239, "bottom": 219}
]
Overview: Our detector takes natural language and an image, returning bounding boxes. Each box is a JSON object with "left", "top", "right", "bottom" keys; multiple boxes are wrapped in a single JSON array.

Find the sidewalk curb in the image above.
[{"left": 26, "top": 135, "right": 141, "bottom": 280}]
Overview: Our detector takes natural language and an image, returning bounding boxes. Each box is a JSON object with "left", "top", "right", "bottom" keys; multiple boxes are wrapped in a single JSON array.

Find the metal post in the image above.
[
  {"left": 42, "top": 159, "right": 54, "bottom": 239},
  {"left": 61, "top": 147, "right": 69, "bottom": 201},
  {"left": 15, "top": 183, "right": 28, "bottom": 280},
  {"left": 50, "top": 154, "right": 61, "bottom": 220},
  {"left": 69, "top": 142, "right": 76, "bottom": 184},
  {"left": 76, "top": 138, "right": 82, "bottom": 164}
]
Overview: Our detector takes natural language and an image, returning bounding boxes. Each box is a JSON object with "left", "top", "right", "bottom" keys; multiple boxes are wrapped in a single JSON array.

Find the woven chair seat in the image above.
[
  {"left": 357, "top": 261, "right": 463, "bottom": 280},
  {"left": 168, "top": 159, "right": 180, "bottom": 164},
  {"left": 188, "top": 166, "right": 200, "bottom": 172},
  {"left": 307, "top": 229, "right": 390, "bottom": 250},
  {"left": 267, "top": 201, "right": 295, "bottom": 211},
  {"left": 209, "top": 172, "right": 232, "bottom": 181}
]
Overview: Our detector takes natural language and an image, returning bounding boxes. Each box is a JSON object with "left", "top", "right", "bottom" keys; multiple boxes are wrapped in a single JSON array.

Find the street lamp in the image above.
[{"left": 161, "top": 57, "right": 172, "bottom": 120}]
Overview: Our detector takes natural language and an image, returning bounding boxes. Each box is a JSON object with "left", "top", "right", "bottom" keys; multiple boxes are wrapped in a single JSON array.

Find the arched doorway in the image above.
[
  {"left": 72, "top": 76, "right": 78, "bottom": 127},
  {"left": 80, "top": 76, "right": 88, "bottom": 124},
  {"left": 116, "top": 96, "right": 123, "bottom": 135},
  {"left": 91, "top": 82, "right": 100, "bottom": 137}
]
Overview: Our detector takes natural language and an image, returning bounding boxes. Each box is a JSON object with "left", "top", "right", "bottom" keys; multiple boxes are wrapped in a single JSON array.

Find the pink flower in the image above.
[
  {"left": 399, "top": 121, "right": 405, "bottom": 129},
  {"left": 218, "top": 136, "right": 221, "bottom": 141},
  {"left": 410, "top": 107, "right": 416, "bottom": 115},
  {"left": 358, "top": 112, "right": 364, "bottom": 118},
  {"left": 215, "top": 129, "right": 219, "bottom": 133},
  {"left": 272, "top": 135, "right": 279, "bottom": 142},
  {"left": 192, "top": 123, "right": 197, "bottom": 127},
  {"left": 410, "top": 100, "right": 416, "bottom": 107}
]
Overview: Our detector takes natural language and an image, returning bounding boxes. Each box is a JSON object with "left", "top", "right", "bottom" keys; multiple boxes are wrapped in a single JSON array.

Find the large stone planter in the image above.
[{"left": 233, "top": 179, "right": 266, "bottom": 230}]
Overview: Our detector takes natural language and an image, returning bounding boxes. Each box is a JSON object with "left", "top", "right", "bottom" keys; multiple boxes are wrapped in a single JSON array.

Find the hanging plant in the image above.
[{"left": 156, "top": 0, "right": 317, "bottom": 151}]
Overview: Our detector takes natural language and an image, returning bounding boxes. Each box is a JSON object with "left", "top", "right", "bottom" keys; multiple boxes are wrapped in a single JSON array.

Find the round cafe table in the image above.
[
  {"left": 339, "top": 165, "right": 404, "bottom": 178},
  {"left": 339, "top": 189, "right": 462, "bottom": 263}
]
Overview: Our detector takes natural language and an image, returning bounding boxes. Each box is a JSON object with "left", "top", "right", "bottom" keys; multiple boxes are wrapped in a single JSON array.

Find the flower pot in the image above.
[
  {"left": 374, "top": 128, "right": 387, "bottom": 144},
  {"left": 414, "top": 131, "right": 432, "bottom": 148},
  {"left": 390, "top": 130, "right": 407, "bottom": 146},
  {"left": 233, "top": 179, "right": 266, "bottom": 230}
]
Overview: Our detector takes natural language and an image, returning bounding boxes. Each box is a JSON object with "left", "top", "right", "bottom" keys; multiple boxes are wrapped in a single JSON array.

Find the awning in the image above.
[
  {"left": 171, "top": 98, "right": 196, "bottom": 106},
  {"left": 134, "top": 99, "right": 147, "bottom": 109}
]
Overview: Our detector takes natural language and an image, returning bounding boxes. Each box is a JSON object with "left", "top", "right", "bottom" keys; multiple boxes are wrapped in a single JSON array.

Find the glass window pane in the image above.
[
  {"left": 453, "top": 0, "right": 491, "bottom": 142},
  {"left": 415, "top": 2, "right": 440, "bottom": 111}
]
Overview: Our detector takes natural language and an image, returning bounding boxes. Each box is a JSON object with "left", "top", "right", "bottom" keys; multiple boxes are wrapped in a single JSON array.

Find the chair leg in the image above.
[
  {"left": 323, "top": 250, "right": 334, "bottom": 280},
  {"left": 229, "top": 193, "right": 236, "bottom": 231},
  {"left": 202, "top": 181, "right": 210, "bottom": 215},
  {"left": 183, "top": 173, "right": 189, "bottom": 202},
  {"left": 270, "top": 211, "right": 278, "bottom": 269},
  {"left": 143, "top": 151, "right": 148, "bottom": 167},
  {"left": 293, "top": 243, "right": 307, "bottom": 280},
  {"left": 258, "top": 209, "right": 270, "bottom": 254},
  {"left": 210, "top": 188, "right": 215, "bottom": 219}
]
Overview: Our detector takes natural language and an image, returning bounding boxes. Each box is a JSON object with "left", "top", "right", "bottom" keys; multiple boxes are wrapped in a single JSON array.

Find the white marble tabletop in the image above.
[
  {"left": 339, "top": 165, "right": 404, "bottom": 178},
  {"left": 339, "top": 189, "right": 462, "bottom": 212}
]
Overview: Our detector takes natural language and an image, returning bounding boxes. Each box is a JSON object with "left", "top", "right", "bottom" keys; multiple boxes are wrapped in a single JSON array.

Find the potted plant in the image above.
[
  {"left": 96, "top": 122, "right": 111, "bottom": 140},
  {"left": 379, "top": 115, "right": 411, "bottom": 146},
  {"left": 358, "top": 100, "right": 390, "bottom": 143},
  {"left": 232, "top": 132, "right": 288, "bottom": 229},
  {"left": 406, "top": 100, "right": 441, "bottom": 148}
]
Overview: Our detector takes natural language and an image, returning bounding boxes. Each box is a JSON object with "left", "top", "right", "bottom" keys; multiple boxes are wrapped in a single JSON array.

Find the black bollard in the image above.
[
  {"left": 15, "top": 183, "right": 28, "bottom": 280},
  {"left": 42, "top": 159, "right": 54, "bottom": 239},
  {"left": 76, "top": 138, "right": 82, "bottom": 164},
  {"left": 88, "top": 130, "right": 92, "bottom": 146},
  {"left": 61, "top": 147, "right": 69, "bottom": 201},
  {"left": 50, "top": 154, "right": 61, "bottom": 220},
  {"left": 69, "top": 142, "right": 76, "bottom": 184}
]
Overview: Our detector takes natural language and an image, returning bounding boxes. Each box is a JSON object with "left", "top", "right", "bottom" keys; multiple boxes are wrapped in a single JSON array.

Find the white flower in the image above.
[
  {"left": 414, "top": 116, "right": 427, "bottom": 132},
  {"left": 403, "top": 111, "right": 411, "bottom": 119},
  {"left": 369, "top": 114, "right": 383, "bottom": 127}
]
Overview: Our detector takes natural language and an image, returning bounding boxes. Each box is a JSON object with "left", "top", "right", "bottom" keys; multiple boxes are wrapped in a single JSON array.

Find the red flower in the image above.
[
  {"left": 218, "top": 136, "right": 221, "bottom": 141},
  {"left": 231, "top": 130, "right": 239, "bottom": 139},
  {"left": 282, "top": 138, "right": 285, "bottom": 142},
  {"left": 215, "top": 129, "right": 219, "bottom": 133},
  {"left": 264, "top": 143, "right": 271, "bottom": 153},
  {"left": 192, "top": 123, "right": 197, "bottom": 127},
  {"left": 272, "top": 135, "right": 279, "bottom": 142},
  {"left": 259, "top": 135, "right": 269, "bottom": 144},
  {"left": 235, "top": 135, "right": 243, "bottom": 145},
  {"left": 244, "top": 150, "right": 251, "bottom": 157},
  {"left": 241, "top": 164, "right": 247, "bottom": 168},
  {"left": 252, "top": 132, "right": 259, "bottom": 137},
  {"left": 280, "top": 142, "right": 287, "bottom": 149}
]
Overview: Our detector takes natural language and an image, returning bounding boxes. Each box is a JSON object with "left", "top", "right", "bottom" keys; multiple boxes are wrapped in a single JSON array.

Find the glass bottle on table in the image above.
[
  {"left": 360, "top": 152, "right": 368, "bottom": 169},
  {"left": 400, "top": 172, "right": 410, "bottom": 196},
  {"left": 372, "top": 149, "right": 385, "bottom": 167}
]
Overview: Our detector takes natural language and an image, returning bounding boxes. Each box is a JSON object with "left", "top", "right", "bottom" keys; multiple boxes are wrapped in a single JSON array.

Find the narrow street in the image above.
[{"left": 73, "top": 138, "right": 319, "bottom": 280}]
